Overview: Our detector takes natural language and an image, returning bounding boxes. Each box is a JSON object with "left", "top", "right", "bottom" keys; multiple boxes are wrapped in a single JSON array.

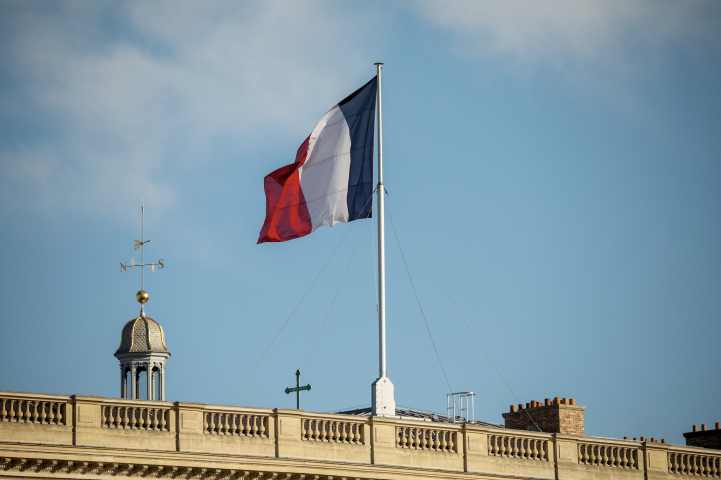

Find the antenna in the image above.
[{"left": 120, "top": 201, "right": 165, "bottom": 317}]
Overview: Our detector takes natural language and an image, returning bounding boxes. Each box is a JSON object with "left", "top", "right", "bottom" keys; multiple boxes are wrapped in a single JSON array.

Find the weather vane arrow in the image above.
[{"left": 120, "top": 200, "right": 164, "bottom": 317}]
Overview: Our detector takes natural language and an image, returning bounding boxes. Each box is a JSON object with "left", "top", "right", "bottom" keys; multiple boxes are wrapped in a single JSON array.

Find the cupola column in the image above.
[
  {"left": 130, "top": 364, "right": 137, "bottom": 400},
  {"left": 146, "top": 363, "right": 152, "bottom": 401},
  {"left": 159, "top": 364, "right": 165, "bottom": 401},
  {"left": 120, "top": 364, "right": 127, "bottom": 399}
]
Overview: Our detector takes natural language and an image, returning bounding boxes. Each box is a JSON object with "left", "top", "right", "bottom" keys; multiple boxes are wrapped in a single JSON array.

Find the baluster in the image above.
[
  {"left": 208, "top": 412, "right": 216, "bottom": 434},
  {"left": 670, "top": 453, "right": 678, "bottom": 473},
  {"left": 690, "top": 455, "right": 697, "bottom": 475},
  {"left": 160, "top": 410, "right": 167, "bottom": 431},
  {"left": 0, "top": 399, "right": 5, "bottom": 421},
  {"left": 8, "top": 400, "right": 17, "bottom": 423},
  {"left": 519, "top": 438, "right": 526, "bottom": 458},
  {"left": 341, "top": 421, "right": 349, "bottom": 443},
  {"left": 331, "top": 421, "right": 338, "bottom": 442},
  {"left": 704, "top": 456, "right": 711, "bottom": 477},
  {"left": 398, "top": 427, "right": 404, "bottom": 447},
  {"left": 146, "top": 408, "right": 152, "bottom": 429},
  {"left": 629, "top": 449, "right": 637, "bottom": 469},
  {"left": 710, "top": 456, "right": 718, "bottom": 477},
  {"left": 405, "top": 428, "right": 412, "bottom": 448},
  {"left": 201, "top": 412, "right": 207, "bottom": 433},
  {"left": 309, "top": 419, "right": 316, "bottom": 440},
  {"left": 57, "top": 403, "right": 64, "bottom": 425},
  {"left": 235, "top": 415, "right": 242, "bottom": 435},
  {"left": 499, "top": 435, "right": 506, "bottom": 456},
  {"left": 613, "top": 447, "right": 620, "bottom": 467},
  {"left": 45, "top": 402, "right": 54, "bottom": 424},
  {"left": 448, "top": 431, "right": 455, "bottom": 452},
  {"left": 151, "top": 409, "right": 158, "bottom": 430},
  {"left": 620, "top": 447, "right": 627, "bottom": 468},
  {"left": 260, "top": 416, "right": 267, "bottom": 437},
  {"left": 429, "top": 430, "right": 436, "bottom": 451},
  {"left": 419, "top": 428, "right": 427, "bottom": 450},
  {"left": 408, "top": 428, "right": 415, "bottom": 449},
  {"left": 120, "top": 407, "right": 128, "bottom": 428},
  {"left": 222, "top": 414, "right": 229, "bottom": 434},
  {"left": 531, "top": 439, "right": 538, "bottom": 460},
  {"left": 489, "top": 436, "right": 497, "bottom": 455},
  {"left": 600, "top": 445, "right": 608, "bottom": 466},
  {"left": 540, "top": 440, "right": 547, "bottom": 461},
  {"left": 353, "top": 423, "right": 360, "bottom": 444},
  {"left": 30, "top": 402, "right": 38, "bottom": 423},
  {"left": 101, "top": 406, "right": 108, "bottom": 427},
  {"left": 580, "top": 445, "right": 587, "bottom": 464},
  {"left": 588, "top": 445, "right": 596, "bottom": 465},
  {"left": 239, "top": 415, "right": 246, "bottom": 435},
  {"left": 253, "top": 416, "right": 261, "bottom": 436},
  {"left": 38, "top": 402, "right": 47, "bottom": 424},
  {"left": 510, "top": 437, "right": 517, "bottom": 457},
  {"left": 21, "top": 401, "right": 29, "bottom": 423},
  {"left": 439, "top": 430, "right": 446, "bottom": 452},
  {"left": 126, "top": 407, "right": 133, "bottom": 428}
]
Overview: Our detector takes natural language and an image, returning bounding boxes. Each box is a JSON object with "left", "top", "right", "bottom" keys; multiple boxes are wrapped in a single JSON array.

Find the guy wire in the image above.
[
  {"left": 384, "top": 192, "right": 453, "bottom": 395},
  {"left": 284, "top": 218, "right": 368, "bottom": 409},
  {"left": 228, "top": 187, "right": 377, "bottom": 405},
  {"left": 384, "top": 189, "right": 542, "bottom": 432}
]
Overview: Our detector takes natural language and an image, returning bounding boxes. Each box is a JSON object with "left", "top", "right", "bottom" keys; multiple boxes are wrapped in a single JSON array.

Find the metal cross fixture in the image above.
[
  {"left": 120, "top": 200, "right": 165, "bottom": 316},
  {"left": 284, "top": 370, "right": 311, "bottom": 410}
]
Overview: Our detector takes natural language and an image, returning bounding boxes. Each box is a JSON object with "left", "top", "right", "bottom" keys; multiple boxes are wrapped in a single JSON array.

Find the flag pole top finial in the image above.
[{"left": 374, "top": 62, "right": 383, "bottom": 66}]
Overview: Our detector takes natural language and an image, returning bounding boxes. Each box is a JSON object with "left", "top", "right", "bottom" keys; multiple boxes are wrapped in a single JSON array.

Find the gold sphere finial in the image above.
[{"left": 136, "top": 290, "right": 149, "bottom": 304}]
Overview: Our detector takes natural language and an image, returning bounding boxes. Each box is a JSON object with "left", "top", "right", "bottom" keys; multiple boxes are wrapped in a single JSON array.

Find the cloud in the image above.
[
  {"left": 417, "top": 1, "right": 719, "bottom": 71},
  {"left": 0, "top": 1, "right": 383, "bottom": 222}
]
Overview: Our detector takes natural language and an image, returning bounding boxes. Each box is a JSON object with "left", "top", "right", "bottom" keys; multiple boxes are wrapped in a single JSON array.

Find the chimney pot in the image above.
[
  {"left": 526, "top": 403, "right": 530, "bottom": 409},
  {"left": 662, "top": 439, "right": 666, "bottom": 444},
  {"left": 554, "top": 397, "right": 560, "bottom": 405},
  {"left": 716, "top": 423, "right": 720, "bottom": 430},
  {"left": 510, "top": 405, "right": 516, "bottom": 413},
  {"left": 561, "top": 398, "right": 567, "bottom": 405},
  {"left": 624, "top": 437, "right": 628, "bottom": 440},
  {"left": 518, "top": 403, "right": 524, "bottom": 410},
  {"left": 651, "top": 438, "right": 655, "bottom": 442},
  {"left": 570, "top": 398, "right": 576, "bottom": 406},
  {"left": 693, "top": 425, "right": 698, "bottom": 432},
  {"left": 702, "top": 424, "right": 707, "bottom": 431},
  {"left": 641, "top": 437, "right": 646, "bottom": 441},
  {"left": 545, "top": 398, "right": 551, "bottom": 406},
  {"left": 633, "top": 438, "right": 638, "bottom": 441}
]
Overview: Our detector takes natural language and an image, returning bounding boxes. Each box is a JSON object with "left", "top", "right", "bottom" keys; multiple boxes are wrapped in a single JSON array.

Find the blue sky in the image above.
[{"left": 0, "top": 1, "right": 719, "bottom": 445}]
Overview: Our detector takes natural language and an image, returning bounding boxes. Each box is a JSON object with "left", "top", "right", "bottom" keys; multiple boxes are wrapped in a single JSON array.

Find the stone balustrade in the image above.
[
  {"left": 1, "top": 390, "right": 720, "bottom": 480},
  {"left": 204, "top": 411, "right": 269, "bottom": 437},
  {"left": 301, "top": 416, "right": 364, "bottom": 444},
  {"left": 489, "top": 432, "right": 549, "bottom": 460},
  {"left": 669, "top": 451, "right": 721, "bottom": 477},
  {"left": 397, "top": 425, "right": 457, "bottom": 452},
  {"left": 101, "top": 404, "right": 170, "bottom": 431},
  {"left": 579, "top": 441, "right": 639, "bottom": 468},
  {"left": 0, "top": 396, "right": 66, "bottom": 425}
]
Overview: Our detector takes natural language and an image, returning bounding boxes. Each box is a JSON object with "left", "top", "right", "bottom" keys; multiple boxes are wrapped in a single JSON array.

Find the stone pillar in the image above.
[
  {"left": 160, "top": 364, "right": 165, "bottom": 401},
  {"left": 121, "top": 364, "right": 127, "bottom": 398},
  {"left": 130, "top": 364, "right": 137, "bottom": 400},
  {"left": 150, "top": 366, "right": 155, "bottom": 401},
  {"left": 146, "top": 363, "right": 152, "bottom": 400}
]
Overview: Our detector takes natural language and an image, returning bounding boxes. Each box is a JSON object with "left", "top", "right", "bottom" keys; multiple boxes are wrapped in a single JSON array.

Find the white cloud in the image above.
[
  {"left": 0, "top": 1, "right": 382, "bottom": 223},
  {"left": 417, "top": 1, "right": 718, "bottom": 70}
]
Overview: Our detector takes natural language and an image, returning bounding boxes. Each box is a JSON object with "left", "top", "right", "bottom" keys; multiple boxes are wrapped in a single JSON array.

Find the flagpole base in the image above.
[{"left": 371, "top": 376, "right": 396, "bottom": 416}]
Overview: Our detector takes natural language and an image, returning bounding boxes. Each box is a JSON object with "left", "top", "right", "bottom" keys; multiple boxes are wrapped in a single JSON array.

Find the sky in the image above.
[{"left": 0, "top": 1, "right": 720, "bottom": 446}]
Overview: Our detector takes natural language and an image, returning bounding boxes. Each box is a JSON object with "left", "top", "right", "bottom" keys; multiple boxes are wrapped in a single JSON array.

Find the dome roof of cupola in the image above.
[{"left": 115, "top": 317, "right": 170, "bottom": 355}]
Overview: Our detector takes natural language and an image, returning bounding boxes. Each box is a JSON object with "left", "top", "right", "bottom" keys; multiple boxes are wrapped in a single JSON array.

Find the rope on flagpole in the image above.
[
  {"left": 228, "top": 187, "right": 377, "bottom": 405},
  {"left": 284, "top": 217, "right": 369, "bottom": 409},
  {"left": 384, "top": 192, "right": 454, "bottom": 394},
  {"left": 384, "top": 189, "right": 542, "bottom": 433}
]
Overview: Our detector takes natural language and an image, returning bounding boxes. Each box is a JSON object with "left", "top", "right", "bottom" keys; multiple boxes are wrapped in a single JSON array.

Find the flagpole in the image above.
[
  {"left": 372, "top": 62, "right": 395, "bottom": 416},
  {"left": 376, "top": 63, "right": 386, "bottom": 379}
]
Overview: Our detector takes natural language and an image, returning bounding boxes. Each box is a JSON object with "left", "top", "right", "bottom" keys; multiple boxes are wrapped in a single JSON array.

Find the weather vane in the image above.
[{"left": 120, "top": 200, "right": 164, "bottom": 317}]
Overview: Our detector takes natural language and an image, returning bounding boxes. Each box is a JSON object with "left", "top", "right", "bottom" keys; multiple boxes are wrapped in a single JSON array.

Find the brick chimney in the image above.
[
  {"left": 683, "top": 423, "right": 721, "bottom": 450},
  {"left": 502, "top": 397, "right": 585, "bottom": 435}
]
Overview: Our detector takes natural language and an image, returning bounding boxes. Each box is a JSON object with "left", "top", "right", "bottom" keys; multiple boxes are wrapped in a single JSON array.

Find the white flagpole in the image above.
[{"left": 372, "top": 62, "right": 395, "bottom": 416}]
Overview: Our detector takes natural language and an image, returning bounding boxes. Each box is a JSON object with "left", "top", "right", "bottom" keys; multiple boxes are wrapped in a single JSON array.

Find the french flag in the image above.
[{"left": 257, "top": 77, "right": 377, "bottom": 243}]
